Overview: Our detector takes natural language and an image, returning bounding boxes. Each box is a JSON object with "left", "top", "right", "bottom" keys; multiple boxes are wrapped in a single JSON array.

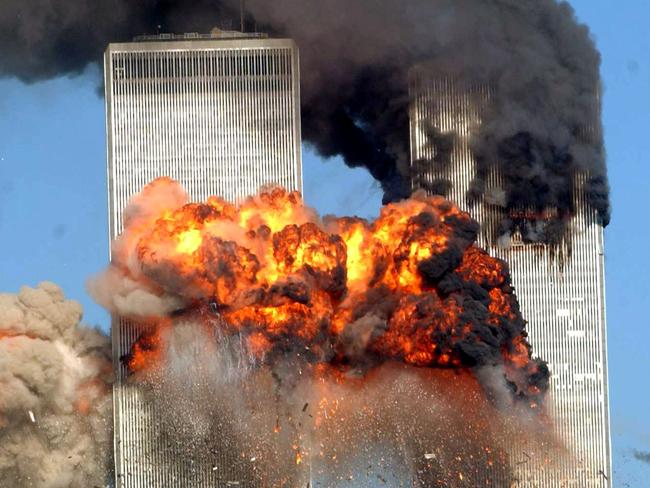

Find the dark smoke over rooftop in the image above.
[{"left": 0, "top": 0, "right": 609, "bottom": 225}]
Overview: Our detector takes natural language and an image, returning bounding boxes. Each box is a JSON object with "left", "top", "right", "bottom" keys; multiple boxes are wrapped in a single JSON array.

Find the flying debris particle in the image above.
[
  {"left": 212, "top": 466, "right": 218, "bottom": 471},
  {"left": 424, "top": 453, "right": 436, "bottom": 460},
  {"left": 516, "top": 451, "right": 530, "bottom": 466},
  {"left": 632, "top": 449, "right": 650, "bottom": 464},
  {"left": 27, "top": 410, "right": 36, "bottom": 423},
  {"left": 250, "top": 456, "right": 256, "bottom": 462},
  {"left": 302, "top": 402, "right": 309, "bottom": 412}
]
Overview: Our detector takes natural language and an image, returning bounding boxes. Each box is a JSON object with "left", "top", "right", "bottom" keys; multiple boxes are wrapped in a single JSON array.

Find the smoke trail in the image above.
[
  {"left": 0, "top": 282, "right": 112, "bottom": 488},
  {"left": 1, "top": 0, "right": 608, "bottom": 223}
]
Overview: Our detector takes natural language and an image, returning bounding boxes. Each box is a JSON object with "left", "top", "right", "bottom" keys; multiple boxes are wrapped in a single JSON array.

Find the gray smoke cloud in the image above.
[
  {"left": 0, "top": 282, "right": 112, "bottom": 488},
  {"left": 1, "top": 0, "right": 608, "bottom": 230},
  {"left": 633, "top": 450, "right": 650, "bottom": 465}
]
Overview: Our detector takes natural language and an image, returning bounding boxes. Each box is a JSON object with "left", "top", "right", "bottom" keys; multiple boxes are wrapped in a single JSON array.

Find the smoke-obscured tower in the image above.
[
  {"left": 104, "top": 31, "right": 302, "bottom": 486},
  {"left": 409, "top": 69, "right": 612, "bottom": 487}
]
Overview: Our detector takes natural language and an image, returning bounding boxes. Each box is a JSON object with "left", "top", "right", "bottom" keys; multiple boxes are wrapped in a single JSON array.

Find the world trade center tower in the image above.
[
  {"left": 409, "top": 69, "right": 612, "bottom": 487},
  {"left": 104, "top": 30, "right": 302, "bottom": 486}
]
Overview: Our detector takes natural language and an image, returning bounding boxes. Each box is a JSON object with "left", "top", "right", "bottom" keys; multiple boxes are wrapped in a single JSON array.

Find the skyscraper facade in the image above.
[
  {"left": 409, "top": 70, "right": 612, "bottom": 487},
  {"left": 104, "top": 31, "right": 302, "bottom": 486}
]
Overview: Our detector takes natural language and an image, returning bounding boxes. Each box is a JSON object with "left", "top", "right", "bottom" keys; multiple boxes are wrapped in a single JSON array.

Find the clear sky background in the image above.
[{"left": 0, "top": 1, "right": 648, "bottom": 485}]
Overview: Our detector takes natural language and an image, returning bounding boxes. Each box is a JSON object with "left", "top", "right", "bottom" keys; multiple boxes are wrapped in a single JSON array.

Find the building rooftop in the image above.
[{"left": 133, "top": 29, "right": 268, "bottom": 43}]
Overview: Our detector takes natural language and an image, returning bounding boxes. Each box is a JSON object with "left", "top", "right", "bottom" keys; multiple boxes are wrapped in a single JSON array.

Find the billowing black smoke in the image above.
[{"left": 0, "top": 0, "right": 608, "bottom": 227}]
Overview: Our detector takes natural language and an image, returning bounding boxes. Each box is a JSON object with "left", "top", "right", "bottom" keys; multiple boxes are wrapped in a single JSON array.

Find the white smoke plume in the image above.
[
  {"left": 87, "top": 177, "right": 188, "bottom": 318},
  {"left": 0, "top": 282, "right": 112, "bottom": 488}
]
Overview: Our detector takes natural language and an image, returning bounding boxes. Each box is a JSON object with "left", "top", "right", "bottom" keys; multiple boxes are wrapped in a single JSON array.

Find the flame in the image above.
[
  {"left": 123, "top": 319, "right": 171, "bottom": 373},
  {"left": 176, "top": 229, "right": 202, "bottom": 254},
  {"left": 112, "top": 178, "right": 548, "bottom": 405}
]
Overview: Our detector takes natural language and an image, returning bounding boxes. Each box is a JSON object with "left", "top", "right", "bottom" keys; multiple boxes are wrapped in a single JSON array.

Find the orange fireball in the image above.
[{"left": 110, "top": 178, "right": 548, "bottom": 405}]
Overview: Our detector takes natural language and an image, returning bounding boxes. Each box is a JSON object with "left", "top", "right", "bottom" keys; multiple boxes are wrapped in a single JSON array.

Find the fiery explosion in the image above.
[{"left": 99, "top": 177, "right": 548, "bottom": 406}]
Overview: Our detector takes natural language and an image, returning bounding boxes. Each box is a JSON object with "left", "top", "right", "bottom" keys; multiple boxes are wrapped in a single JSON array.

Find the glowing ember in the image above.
[{"left": 111, "top": 178, "right": 548, "bottom": 405}]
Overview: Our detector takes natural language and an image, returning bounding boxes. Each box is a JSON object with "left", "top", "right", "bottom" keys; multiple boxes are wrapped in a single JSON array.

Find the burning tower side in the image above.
[
  {"left": 409, "top": 69, "right": 612, "bottom": 487},
  {"left": 104, "top": 32, "right": 302, "bottom": 487}
]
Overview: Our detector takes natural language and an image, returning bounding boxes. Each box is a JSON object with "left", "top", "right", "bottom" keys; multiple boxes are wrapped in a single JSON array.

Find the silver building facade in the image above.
[
  {"left": 104, "top": 32, "right": 302, "bottom": 487},
  {"left": 409, "top": 71, "right": 612, "bottom": 487}
]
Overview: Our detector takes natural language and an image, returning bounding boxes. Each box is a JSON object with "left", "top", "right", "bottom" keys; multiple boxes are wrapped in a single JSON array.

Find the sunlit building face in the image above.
[{"left": 105, "top": 33, "right": 302, "bottom": 487}]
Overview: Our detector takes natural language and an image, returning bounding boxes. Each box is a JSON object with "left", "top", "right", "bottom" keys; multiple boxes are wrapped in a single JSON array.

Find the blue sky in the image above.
[{"left": 0, "top": 1, "right": 648, "bottom": 485}]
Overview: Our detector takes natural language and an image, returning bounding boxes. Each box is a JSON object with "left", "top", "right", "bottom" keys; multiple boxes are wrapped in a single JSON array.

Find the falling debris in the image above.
[
  {"left": 424, "top": 453, "right": 436, "bottom": 460},
  {"left": 27, "top": 410, "right": 36, "bottom": 423}
]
